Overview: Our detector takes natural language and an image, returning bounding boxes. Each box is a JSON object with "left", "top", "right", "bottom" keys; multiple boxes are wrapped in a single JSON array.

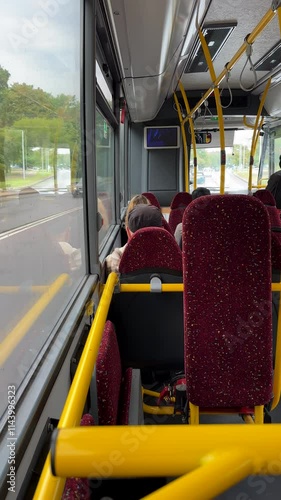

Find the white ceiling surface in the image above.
[
  {"left": 180, "top": 0, "right": 280, "bottom": 93},
  {"left": 104, "top": 0, "right": 281, "bottom": 122}
]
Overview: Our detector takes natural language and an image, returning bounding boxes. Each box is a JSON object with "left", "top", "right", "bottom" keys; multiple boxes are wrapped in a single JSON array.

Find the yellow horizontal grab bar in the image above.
[
  {"left": 51, "top": 424, "right": 281, "bottom": 478},
  {"left": 119, "top": 283, "right": 183, "bottom": 292},
  {"left": 120, "top": 283, "right": 281, "bottom": 292}
]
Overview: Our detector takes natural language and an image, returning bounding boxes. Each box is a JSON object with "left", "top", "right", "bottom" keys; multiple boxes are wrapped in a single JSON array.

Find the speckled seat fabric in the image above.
[
  {"left": 253, "top": 189, "right": 281, "bottom": 269},
  {"left": 161, "top": 216, "right": 174, "bottom": 234},
  {"left": 169, "top": 192, "right": 192, "bottom": 234},
  {"left": 62, "top": 413, "right": 94, "bottom": 500},
  {"left": 182, "top": 194, "right": 273, "bottom": 408},
  {"left": 142, "top": 192, "right": 161, "bottom": 208},
  {"left": 96, "top": 320, "right": 127, "bottom": 425},
  {"left": 119, "top": 226, "right": 182, "bottom": 274},
  {"left": 108, "top": 227, "right": 184, "bottom": 370},
  {"left": 253, "top": 189, "right": 276, "bottom": 206},
  {"left": 62, "top": 322, "right": 132, "bottom": 499}
]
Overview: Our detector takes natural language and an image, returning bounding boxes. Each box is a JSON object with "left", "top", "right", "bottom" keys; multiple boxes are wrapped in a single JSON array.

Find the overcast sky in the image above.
[{"left": 0, "top": 0, "right": 80, "bottom": 97}]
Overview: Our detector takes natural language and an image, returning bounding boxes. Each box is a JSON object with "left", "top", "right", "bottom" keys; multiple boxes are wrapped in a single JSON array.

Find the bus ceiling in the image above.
[{"left": 101, "top": 0, "right": 281, "bottom": 123}]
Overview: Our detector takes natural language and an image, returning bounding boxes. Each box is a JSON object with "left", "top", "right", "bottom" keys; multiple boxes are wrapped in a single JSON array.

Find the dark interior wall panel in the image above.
[
  {"left": 148, "top": 149, "right": 179, "bottom": 205},
  {"left": 130, "top": 124, "right": 181, "bottom": 206}
]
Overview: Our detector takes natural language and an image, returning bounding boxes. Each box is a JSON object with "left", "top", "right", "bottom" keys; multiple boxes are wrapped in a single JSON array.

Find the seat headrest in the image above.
[
  {"left": 170, "top": 192, "right": 192, "bottom": 209},
  {"left": 119, "top": 227, "right": 182, "bottom": 274},
  {"left": 253, "top": 189, "right": 276, "bottom": 206}
]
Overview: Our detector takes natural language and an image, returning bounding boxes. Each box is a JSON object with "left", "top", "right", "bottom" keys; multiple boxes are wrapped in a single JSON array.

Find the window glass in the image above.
[
  {"left": 96, "top": 62, "right": 113, "bottom": 109},
  {"left": 96, "top": 109, "right": 115, "bottom": 245},
  {"left": 192, "top": 130, "right": 265, "bottom": 192},
  {"left": 0, "top": 0, "right": 84, "bottom": 423},
  {"left": 274, "top": 131, "right": 281, "bottom": 171}
]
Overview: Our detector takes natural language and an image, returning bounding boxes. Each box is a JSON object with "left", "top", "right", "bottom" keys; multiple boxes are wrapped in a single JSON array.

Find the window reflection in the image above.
[
  {"left": 0, "top": 0, "right": 84, "bottom": 423},
  {"left": 96, "top": 109, "right": 115, "bottom": 245}
]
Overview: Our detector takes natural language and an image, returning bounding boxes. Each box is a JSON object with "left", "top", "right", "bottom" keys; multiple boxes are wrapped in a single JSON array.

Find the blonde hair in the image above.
[{"left": 125, "top": 194, "right": 150, "bottom": 227}]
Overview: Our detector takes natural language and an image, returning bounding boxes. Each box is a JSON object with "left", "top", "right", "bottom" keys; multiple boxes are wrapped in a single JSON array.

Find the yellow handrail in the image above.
[
  {"left": 173, "top": 92, "right": 190, "bottom": 192},
  {"left": 247, "top": 77, "right": 271, "bottom": 191},
  {"left": 34, "top": 279, "right": 281, "bottom": 498},
  {"left": 183, "top": 7, "right": 276, "bottom": 122},
  {"left": 51, "top": 424, "right": 281, "bottom": 499},
  {"left": 0, "top": 274, "right": 70, "bottom": 366},
  {"left": 33, "top": 271, "right": 118, "bottom": 500},
  {"left": 179, "top": 81, "right": 198, "bottom": 190},
  {"left": 198, "top": 29, "right": 226, "bottom": 194},
  {"left": 120, "top": 283, "right": 183, "bottom": 292}
]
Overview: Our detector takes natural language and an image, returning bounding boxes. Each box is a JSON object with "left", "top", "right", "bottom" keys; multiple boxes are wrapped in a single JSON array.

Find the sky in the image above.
[{"left": 0, "top": 0, "right": 80, "bottom": 97}]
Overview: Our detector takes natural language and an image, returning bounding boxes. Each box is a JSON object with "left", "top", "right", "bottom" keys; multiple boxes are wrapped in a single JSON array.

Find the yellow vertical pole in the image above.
[
  {"left": 174, "top": 92, "right": 190, "bottom": 192},
  {"left": 254, "top": 406, "right": 264, "bottom": 424},
  {"left": 189, "top": 402, "right": 199, "bottom": 425},
  {"left": 248, "top": 77, "right": 271, "bottom": 191},
  {"left": 198, "top": 30, "right": 226, "bottom": 194},
  {"left": 179, "top": 81, "right": 198, "bottom": 190}
]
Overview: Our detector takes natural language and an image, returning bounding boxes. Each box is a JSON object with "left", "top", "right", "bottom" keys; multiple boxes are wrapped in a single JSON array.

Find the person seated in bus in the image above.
[
  {"left": 105, "top": 194, "right": 150, "bottom": 274},
  {"left": 266, "top": 155, "right": 281, "bottom": 208},
  {"left": 174, "top": 187, "right": 211, "bottom": 247},
  {"left": 105, "top": 203, "right": 162, "bottom": 275}
]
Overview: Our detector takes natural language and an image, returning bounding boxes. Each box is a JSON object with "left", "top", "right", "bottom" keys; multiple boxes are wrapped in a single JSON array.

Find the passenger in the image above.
[
  {"left": 174, "top": 187, "right": 211, "bottom": 247},
  {"left": 266, "top": 155, "right": 281, "bottom": 208},
  {"left": 105, "top": 203, "right": 162, "bottom": 274},
  {"left": 191, "top": 187, "right": 211, "bottom": 199},
  {"left": 105, "top": 195, "right": 150, "bottom": 274}
]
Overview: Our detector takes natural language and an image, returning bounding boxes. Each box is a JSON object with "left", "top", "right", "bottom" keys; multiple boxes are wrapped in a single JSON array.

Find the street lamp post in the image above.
[{"left": 21, "top": 130, "right": 26, "bottom": 179}]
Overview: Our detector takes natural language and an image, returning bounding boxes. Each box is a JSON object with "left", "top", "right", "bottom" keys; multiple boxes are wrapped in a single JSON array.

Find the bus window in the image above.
[
  {"left": 96, "top": 109, "right": 115, "bottom": 245},
  {"left": 0, "top": 0, "right": 85, "bottom": 421},
  {"left": 194, "top": 130, "right": 265, "bottom": 192}
]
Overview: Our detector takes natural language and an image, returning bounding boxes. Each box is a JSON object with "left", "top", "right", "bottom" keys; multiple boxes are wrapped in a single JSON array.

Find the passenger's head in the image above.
[
  {"left": 127, "top": 204, "right": 162, "bottom": 238},
  {"left": 192, "top": 187, "right": 211, "bottom": 200},
  {"left": 125, "top": 194, "right": 150, "bottom": 227}
]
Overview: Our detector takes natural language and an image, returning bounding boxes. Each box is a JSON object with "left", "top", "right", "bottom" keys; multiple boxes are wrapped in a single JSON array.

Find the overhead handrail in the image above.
[
  {"left": 178, "top": 81, "right": 198, "bottom": 190},
  {"left": 0, "top": 274, "right": 70, "bottom": 366},
  {"left": 220, "top": 67, "right": 233, "bottom": 109},
  {"left": 51, "top": 424, "right": 281, "bottom": 500},
  {"left": 182, "top": 7, "right": 276, "bottom": 122},
  {"left": 198, "top": 28, "right": 226, "bottom": 194},
  {"left": 33, "top": 271, "right": 118, "bottom": 500},
  {"left": 239, "top": 36, "right": 258, "bottom": 92},
  {"left": 173, "top": 92, "right": 190, "bottom": 192}
]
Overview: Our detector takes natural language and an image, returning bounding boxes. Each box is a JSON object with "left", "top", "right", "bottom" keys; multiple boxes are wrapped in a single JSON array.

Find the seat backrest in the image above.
[
  {"left": 169, "top": 192, "right": 192, "bottom": 234},
  {"left": 108, "top": 227, "right": 184, "bottom": 370},
  {"left": 119, "top": 227, "right": 182, "bottom": 274},
  {"left": 95, "top": 320, "right": 123, "bottom": 424},
  {"left": 253, "top": 189, "right": 281, "bottom": 269},
  {"left": 253, "top": 189, "right": 276, "bottom": 206},
  {"left": 142, "top": 192, "right": 161, "bottom": 208},
  {"left": 182, "top": 194, "right": 273, "bottom": 408},
  {"left": 170, "top": 192, "right": 192, "bottom": 210}
]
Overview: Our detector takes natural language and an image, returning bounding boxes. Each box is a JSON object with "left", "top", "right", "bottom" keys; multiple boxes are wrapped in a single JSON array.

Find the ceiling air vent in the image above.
[{"left": 184, "top": 22, "right": 237, "bottom": 74}]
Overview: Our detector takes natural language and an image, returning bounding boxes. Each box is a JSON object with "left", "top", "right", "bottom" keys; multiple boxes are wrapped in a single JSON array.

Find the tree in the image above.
[{"left": 0, "top": 65, "right": 10, "bottom": 188}]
